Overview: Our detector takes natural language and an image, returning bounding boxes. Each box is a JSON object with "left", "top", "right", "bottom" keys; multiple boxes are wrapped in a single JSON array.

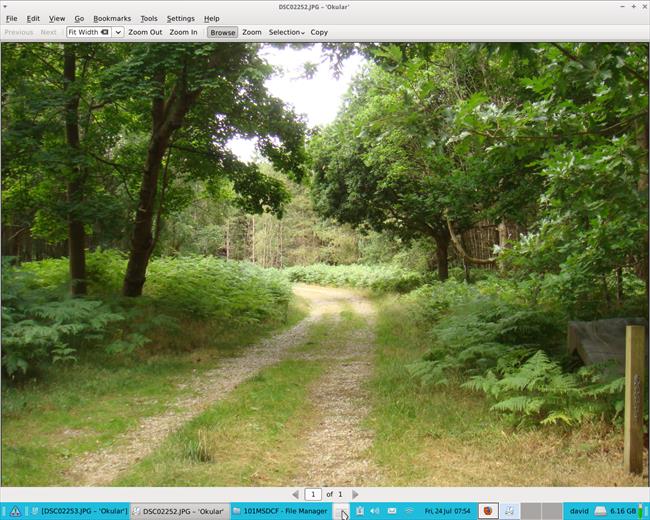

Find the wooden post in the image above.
[{"left": 624, "top": 325, "right": 645, "bottom": 474}]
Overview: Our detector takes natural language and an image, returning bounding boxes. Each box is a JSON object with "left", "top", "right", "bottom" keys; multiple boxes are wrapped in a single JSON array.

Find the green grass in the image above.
[
  {"left": 289, "top": 306, "right": 362, "bottom": 355},
  {"left": 366, "top": 294, "right": 647, "bottom": 486},
  {"left": 6, "top": 282, "right": 644, "bottom": 487},
  {"left": 1, "top": 300, "right": 308, "bottom": 486},
  {"left": 367, "top": 294, "right": 496, "bottom": 483}
]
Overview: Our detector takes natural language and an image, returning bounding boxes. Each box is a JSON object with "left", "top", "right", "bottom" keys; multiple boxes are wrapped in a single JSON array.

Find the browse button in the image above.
[{"left": 207, "top": 26, "right": 238, "bottom": 38}]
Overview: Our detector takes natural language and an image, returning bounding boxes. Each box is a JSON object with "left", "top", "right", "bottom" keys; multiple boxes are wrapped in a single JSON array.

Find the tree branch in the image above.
[
  {"left": 169, "top": 143, "right": 225, "bottom": 161},
  {"left": 551, "top": 43, "right": 648, "bottom": 85},
  {"left": 465, "top": 111, "right": 648, "bottom": 142},
  {"left": 86, "top": 151, "right": 135, "bottom": 202}
]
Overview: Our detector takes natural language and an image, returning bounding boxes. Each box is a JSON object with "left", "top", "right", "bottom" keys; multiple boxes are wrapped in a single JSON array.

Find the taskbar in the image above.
[{"left": 1, "top": 502, "right": 649, "bottom": 520}]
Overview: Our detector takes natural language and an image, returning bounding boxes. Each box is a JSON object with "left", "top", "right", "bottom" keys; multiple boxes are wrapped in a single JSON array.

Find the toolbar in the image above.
[
  {"left": 0, "top": 503, "right": 648, "bottom": 520},
  {"left": 2, "top": 24, "right": 648, "bottom": 42}
]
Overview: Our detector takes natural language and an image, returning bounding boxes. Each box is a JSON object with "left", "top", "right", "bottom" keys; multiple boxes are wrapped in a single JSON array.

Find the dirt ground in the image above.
[{"left": 290, "top": 287, "right": 380, "bottom": 485}]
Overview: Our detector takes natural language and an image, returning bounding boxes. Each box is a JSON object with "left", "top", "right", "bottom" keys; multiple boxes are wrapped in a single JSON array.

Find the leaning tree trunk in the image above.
[
  {"left": 122, "top": 141, "right": 165, "bottom": 296},
  {"left": 122, "top": 70, "right": 202, "bottom": 297},
  {"left": 63, "top": 45, "right": 87, "bottom": 296}
]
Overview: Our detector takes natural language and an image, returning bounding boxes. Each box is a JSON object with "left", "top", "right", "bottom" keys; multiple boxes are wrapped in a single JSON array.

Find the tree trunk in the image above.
[
  {"left": 122, "top": 125, "right": 165, "bottom": 296},
  {"left": 64, "top": 45, "right": 87, "bottom": 296},
  {"left": 279, "top": 219, "right": 284, "bottom": 268},
  {"left": 461, "top": 235, "right": 471, "bottom": 283},
  {"left": 434, "top": 234, "right": 449, "bottom": 281},
  {"left": 225, "top": 219, "right": 230, "bottom": 260},
  {"left": 122, "top": 69, "right": 201, "bottom": 297},
  {"left": 638, "top": 119, "right": 649, "bottom": 300},
  {"left": 250, "top": 216, "right": 256, "bottom": 263},
  {"left": 602, "top": 275, "right": 612, "bottom": 311},
  {"left": 616, "top": 267, "right": 624, "bottom": 304}
]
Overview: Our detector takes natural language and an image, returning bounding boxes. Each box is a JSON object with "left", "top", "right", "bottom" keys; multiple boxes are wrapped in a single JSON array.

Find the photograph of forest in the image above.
[{"left": 1, "top": 42, "right": 648, "bottom": 487}]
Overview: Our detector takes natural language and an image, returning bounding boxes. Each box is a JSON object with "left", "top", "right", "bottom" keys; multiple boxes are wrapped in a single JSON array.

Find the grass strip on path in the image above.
[
  {"left": 114, "top": 359, "right": 324, "bottom": 486},
  {"left": 115, "top": 295, "right": 373, "bottom": 486}
]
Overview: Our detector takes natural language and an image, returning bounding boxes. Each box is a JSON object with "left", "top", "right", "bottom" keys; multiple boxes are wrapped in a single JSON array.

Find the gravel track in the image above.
[
  {"left": 67, "top": 284, "right": 372, "bottom": 486},
  {"left": 290, "top": 290, "right": 380, "bottom": 485}
]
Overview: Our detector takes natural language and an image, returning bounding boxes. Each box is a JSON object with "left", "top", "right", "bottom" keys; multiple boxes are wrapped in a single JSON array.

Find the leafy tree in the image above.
[
  {"left": 311, "top": 42, "right": 648, "bottom": 297},
  {"left": 1, "top": 43, "right": 125, "bottom": 294},
  {"left": 2, "top": 44, "right": 309, "bottom": 296},
  {"left": 310, "top": 45, "right": 535, "bottom": 279},
  {"left": 311, "top": 66, "right": 448, "bottom": 279},
  {"left": 452, "top": 43, "right": 649, "bottom": 304},
  {"left": 96, "top": 44, "right": 307, "bottom": 296}
]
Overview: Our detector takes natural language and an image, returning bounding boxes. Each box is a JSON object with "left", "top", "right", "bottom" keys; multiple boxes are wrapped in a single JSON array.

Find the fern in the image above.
[
  {"left": 106, "top": 333, "right": 151, "bottom": 354},
  {"left": 284, "top": 263, "right": 423, "bottom": 293},
  {"left": 2, "top": 252, "right": 294, "bottom": 378},
  {"left": 2, "top": 261, "right": 124, "bottom": 376},
  {"left": 473, "top": 350, "right": 624, "bottom": 425},
  {"left": 463, "top": 370, "right": 500, "bottom": 396},
  {"left": 408, "top": 361, "right": 450, "bottom": 387},
  {"left": 409, "top": 277, "right": 626, "bottom": 426},
  {"left": 491, "top": 396, "right": 545, "bottom": 415}
]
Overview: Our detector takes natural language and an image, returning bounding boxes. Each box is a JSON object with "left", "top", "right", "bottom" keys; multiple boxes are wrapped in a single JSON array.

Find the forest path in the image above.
[
  {"left": 290, "top": 290, "right": 380, "bottom": 485},
  {"left": 67, "top": 284, "right": 374, "bottom": 486}
]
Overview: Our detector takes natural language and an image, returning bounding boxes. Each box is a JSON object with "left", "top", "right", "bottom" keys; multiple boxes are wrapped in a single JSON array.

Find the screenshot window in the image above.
[{"left": 0, "top": 0, "right": 649, "bottom": 519}]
